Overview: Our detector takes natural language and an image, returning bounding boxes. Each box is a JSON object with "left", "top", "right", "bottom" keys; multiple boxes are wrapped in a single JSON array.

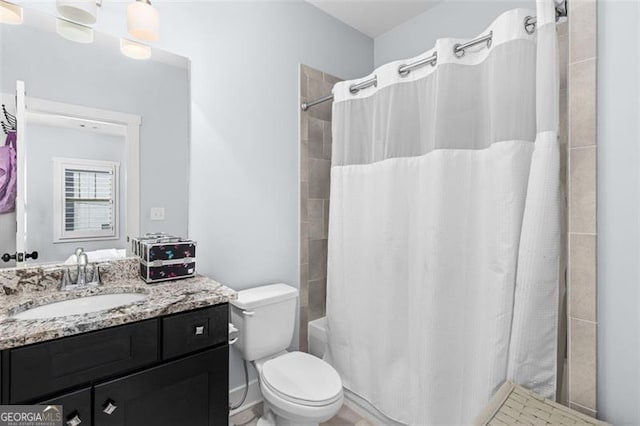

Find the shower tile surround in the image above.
[
  {"left": 566, "top": 0, "right": 598, "bottom": 417},
  {"left": 557, "top": 19, "right": 569, "bottom": 407},
  {"left": 299, "top": 64, "right": 340, "bottom": 351}
]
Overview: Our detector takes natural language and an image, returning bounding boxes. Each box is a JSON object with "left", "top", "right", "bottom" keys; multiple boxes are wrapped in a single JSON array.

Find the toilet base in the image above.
[
  {"left": 257, "top": 403, "right": 319, "bottom": 426},
  {"left": 259, "top": 379, "right": 343, "bottom": 425},
  {"left": 256, "top": 416, "right": 318, "bottom": 426}
]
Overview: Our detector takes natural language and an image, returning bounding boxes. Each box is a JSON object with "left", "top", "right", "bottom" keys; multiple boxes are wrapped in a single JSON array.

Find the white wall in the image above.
[
  {"left": 156, "top": 0, "right": 372, "bottom": 287},
  {"left": 374, "top": 0, "right": 534, "bottom": 67},
  {"left": 149, "top": 1, "right": 374, "bottom": 389},
  {"left": 596, "top": 0, "right": 640, "bottom": 424}
]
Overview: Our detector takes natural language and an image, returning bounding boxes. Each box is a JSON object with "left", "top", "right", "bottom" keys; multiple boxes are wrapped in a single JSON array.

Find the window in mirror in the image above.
[{"left": 53, "top": 158, "right": 119, "bottom": 242}]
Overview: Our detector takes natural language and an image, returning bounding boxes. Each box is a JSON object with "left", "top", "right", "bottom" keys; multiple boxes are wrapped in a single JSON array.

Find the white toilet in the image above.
[{"left": 230, "top": 283, "right": 343, "bottom": 426}]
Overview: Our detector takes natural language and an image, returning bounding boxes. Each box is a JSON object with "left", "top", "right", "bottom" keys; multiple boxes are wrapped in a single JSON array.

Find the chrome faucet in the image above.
[
  {"left": 61, "top": 248, "right": 102, "bottom": 290},
  {"left": 77, "top": 252, "right": 88, "bottom": 286}
]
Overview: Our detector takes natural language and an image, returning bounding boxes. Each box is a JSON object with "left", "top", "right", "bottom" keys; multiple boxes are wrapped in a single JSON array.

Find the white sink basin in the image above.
[{"left": 12, "top": 293, "right": 147, "bottom": 320}]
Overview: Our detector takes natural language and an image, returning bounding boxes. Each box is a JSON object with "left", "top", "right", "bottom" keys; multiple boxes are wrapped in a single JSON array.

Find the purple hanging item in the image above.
[{"left": 0, "top": 131, "right": 17, "bottom": 214}]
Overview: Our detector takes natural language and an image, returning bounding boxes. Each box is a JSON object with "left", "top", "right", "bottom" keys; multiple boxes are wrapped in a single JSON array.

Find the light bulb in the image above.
[
  {"left": 120, "top": 38, "right": 152, "bottom": 60},
  {"left": 127, "top": 0, "right": 159, "bottom": 42},
  {"left": 0, "top": 0, "right": 23, "bottom": 25},
  {"left": 56, "top": 0, "right": 98, "bottom": 25}
]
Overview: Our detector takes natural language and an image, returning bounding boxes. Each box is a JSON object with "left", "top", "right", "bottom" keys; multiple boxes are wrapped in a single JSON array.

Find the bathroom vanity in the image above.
[{"left": 0, "top": 259, "right": 236, "bottom": 426}]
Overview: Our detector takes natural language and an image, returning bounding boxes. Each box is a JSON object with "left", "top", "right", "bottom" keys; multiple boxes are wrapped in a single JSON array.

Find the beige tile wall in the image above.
[
  {"left": 567, "top": 0, "right": 598, "bottom": 417},
  {"left": 557, "top": 19, "right": 569, "bottom": 406},
  {"left": 299, "top": 64, "right": 341, "bottom": 352}
]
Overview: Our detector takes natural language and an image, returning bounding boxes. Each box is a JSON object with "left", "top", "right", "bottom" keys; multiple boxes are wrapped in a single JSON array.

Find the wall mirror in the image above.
[{"left": 0, "top": 4, "right": 191, "bottom": 268}]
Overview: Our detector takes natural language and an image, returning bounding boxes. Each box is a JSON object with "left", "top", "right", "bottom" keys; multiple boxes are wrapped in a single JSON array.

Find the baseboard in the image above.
[{"left": 229, "top": 379, "right": 263, "bottom": 416}]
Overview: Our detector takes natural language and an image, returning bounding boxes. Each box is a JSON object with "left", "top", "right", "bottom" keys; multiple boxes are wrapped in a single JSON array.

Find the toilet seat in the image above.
[{"left": 261, "top": 351, "right": 343, "bottom": 407}]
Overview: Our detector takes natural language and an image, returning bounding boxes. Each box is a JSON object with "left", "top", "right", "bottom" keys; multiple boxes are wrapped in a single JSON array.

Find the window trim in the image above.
[{"left": 52, "top": 157, "right": 120, "bottom": 242}]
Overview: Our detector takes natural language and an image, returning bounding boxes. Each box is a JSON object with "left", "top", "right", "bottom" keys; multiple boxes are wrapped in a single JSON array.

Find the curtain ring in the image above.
[
  {"left": 453, "top": 43, "right": 465, "bottom": 58},
  {"left": 524, "top": 16, "right": 536, "bottom": 34}
]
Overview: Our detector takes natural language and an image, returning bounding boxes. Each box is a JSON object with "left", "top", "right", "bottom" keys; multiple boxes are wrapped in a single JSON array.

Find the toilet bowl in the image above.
[
  {"left": 256, "top": 351, "right": 343, "bottom": 426},
  {"left": 230, "top": 284, "right": 343, "bottom": 426}
]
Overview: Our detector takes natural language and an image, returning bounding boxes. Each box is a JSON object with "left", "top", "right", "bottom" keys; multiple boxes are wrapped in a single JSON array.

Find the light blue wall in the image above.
[
  {"left": 151, "top": 1, "right": 374, "bottom": 389},
  {"left": 155, "top": 1, "right": 372, "bottom": 288},
  {"left": 374, "top": 0, "right": 534, "bottom": 67},
  {"left": 597, "top": 0, "right": 640, "bottom": 424}
]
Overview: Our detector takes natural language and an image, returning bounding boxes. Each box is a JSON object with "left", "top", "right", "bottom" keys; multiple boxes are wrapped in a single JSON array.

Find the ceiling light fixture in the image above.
[
  {"left": 0, "top": 0, "right": 23, "bottom": 25},
  {"left": 127, "top": 0, "right": 159, "bottom": 42},
  {"left": 56, "top": 0, "right": 98, "bottom": 25},
  {"left": 120, "top": 38, "right": 152, "bottom": 60},
  {"left": 56, "top": 18, "right": 94, "bottom": 43}
]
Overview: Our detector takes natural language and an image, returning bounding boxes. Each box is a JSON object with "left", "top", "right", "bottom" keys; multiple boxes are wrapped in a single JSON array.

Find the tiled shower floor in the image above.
[{"left": 229, "top": 402, "right": 374, "bottom": 426}]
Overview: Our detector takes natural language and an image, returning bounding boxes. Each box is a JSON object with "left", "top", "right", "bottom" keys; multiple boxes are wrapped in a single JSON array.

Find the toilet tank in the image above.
[{"left": 230, "top": 283, "right": 298, "bottom": 361}]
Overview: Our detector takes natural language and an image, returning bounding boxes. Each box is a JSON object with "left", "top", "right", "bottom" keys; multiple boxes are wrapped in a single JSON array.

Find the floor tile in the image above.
[{"left": 230, "top": 403, "right": 374, "bottom": 426}]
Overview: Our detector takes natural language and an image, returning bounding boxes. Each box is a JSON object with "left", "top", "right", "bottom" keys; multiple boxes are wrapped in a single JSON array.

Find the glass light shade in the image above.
[
  {"left": 127, "top": 1, "right": 159, "bottom": 42},
  {"left": 0, "top": 0, "right": 23, "bottom": 25},
  {"left": 56, "top": 18, "right": 94, "bottom": 43},
  {"left": 120, "top": 38, "right": 152, "bottom": 60},
  {"left": 56, "top": 0, "right": 97, "bottom": 25}
]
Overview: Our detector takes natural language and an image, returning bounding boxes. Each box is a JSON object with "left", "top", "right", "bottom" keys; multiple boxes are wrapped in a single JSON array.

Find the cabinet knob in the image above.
[
  {"left": 103, "top": 400, "right": 118, "bottom": 415},
  {"left": 66, "top": 414, "right": 82, "bottom": 426},
  {"left": 194, "top": 325, "right": 205, "bottom": 335}
]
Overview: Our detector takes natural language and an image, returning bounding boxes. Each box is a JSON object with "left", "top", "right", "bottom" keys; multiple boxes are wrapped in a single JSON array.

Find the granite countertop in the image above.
[{"left": 0, "top": 259, "right": 237, "bottom": 350}]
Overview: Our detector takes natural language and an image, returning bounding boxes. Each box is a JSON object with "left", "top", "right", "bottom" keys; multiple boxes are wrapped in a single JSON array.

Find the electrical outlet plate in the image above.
[{"left": 150, "top": 207, "right": 165, "bottom": 221}]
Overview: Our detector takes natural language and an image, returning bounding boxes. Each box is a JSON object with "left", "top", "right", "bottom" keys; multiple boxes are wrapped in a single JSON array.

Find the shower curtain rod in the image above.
[{"left": 301, "top": 3, "right": 567, "bottom": 112}]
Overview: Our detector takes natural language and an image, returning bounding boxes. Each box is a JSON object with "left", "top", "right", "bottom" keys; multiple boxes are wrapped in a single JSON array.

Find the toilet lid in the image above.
[{"left": 261, "top": 351, "right": 342, "bottom": 406}]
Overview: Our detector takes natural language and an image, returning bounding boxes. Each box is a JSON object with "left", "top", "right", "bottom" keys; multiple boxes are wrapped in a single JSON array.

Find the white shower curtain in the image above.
[{"left": 325, "top": 1, "right": 560, "bottom": 424}]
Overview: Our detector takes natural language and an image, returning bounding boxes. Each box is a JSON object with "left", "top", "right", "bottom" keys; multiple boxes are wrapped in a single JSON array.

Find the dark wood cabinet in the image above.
[
  {"left": 1, "top": 304, "right": 229, "bottom": 426},
  {"left": 40, "top": 387, "right": 91, "bottom": 426},
  {"left": 162, "top": 304, "right": 228, "bottom": 360},
  {"left": 10, "top": 319, "right": 158, "bottom": 403},
  {"left": 94, "top": 347, "right": 228, "bottom": 426}
]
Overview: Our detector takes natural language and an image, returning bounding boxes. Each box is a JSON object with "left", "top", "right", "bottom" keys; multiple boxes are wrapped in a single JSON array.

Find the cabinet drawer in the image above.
[
  {"left": 162, "top": 304, "right": 228, "bottom": 360},
  {"left": 10, "top": 319, "right": 158, "bottom": 403},
  {"left": 39, "top": 387, "right": 91, "bottom": 426}
]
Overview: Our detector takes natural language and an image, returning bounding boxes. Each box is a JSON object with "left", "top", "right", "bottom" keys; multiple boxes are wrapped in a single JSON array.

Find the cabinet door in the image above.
[
  {"left": 40, "top": 387, "right": 91, "bottom": 426},
  {"left": 10, "top": 319, "right": 158, "bottom": 403},
  {"left": 94, "top": 346, "right": 228, "bottom": 426}
]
